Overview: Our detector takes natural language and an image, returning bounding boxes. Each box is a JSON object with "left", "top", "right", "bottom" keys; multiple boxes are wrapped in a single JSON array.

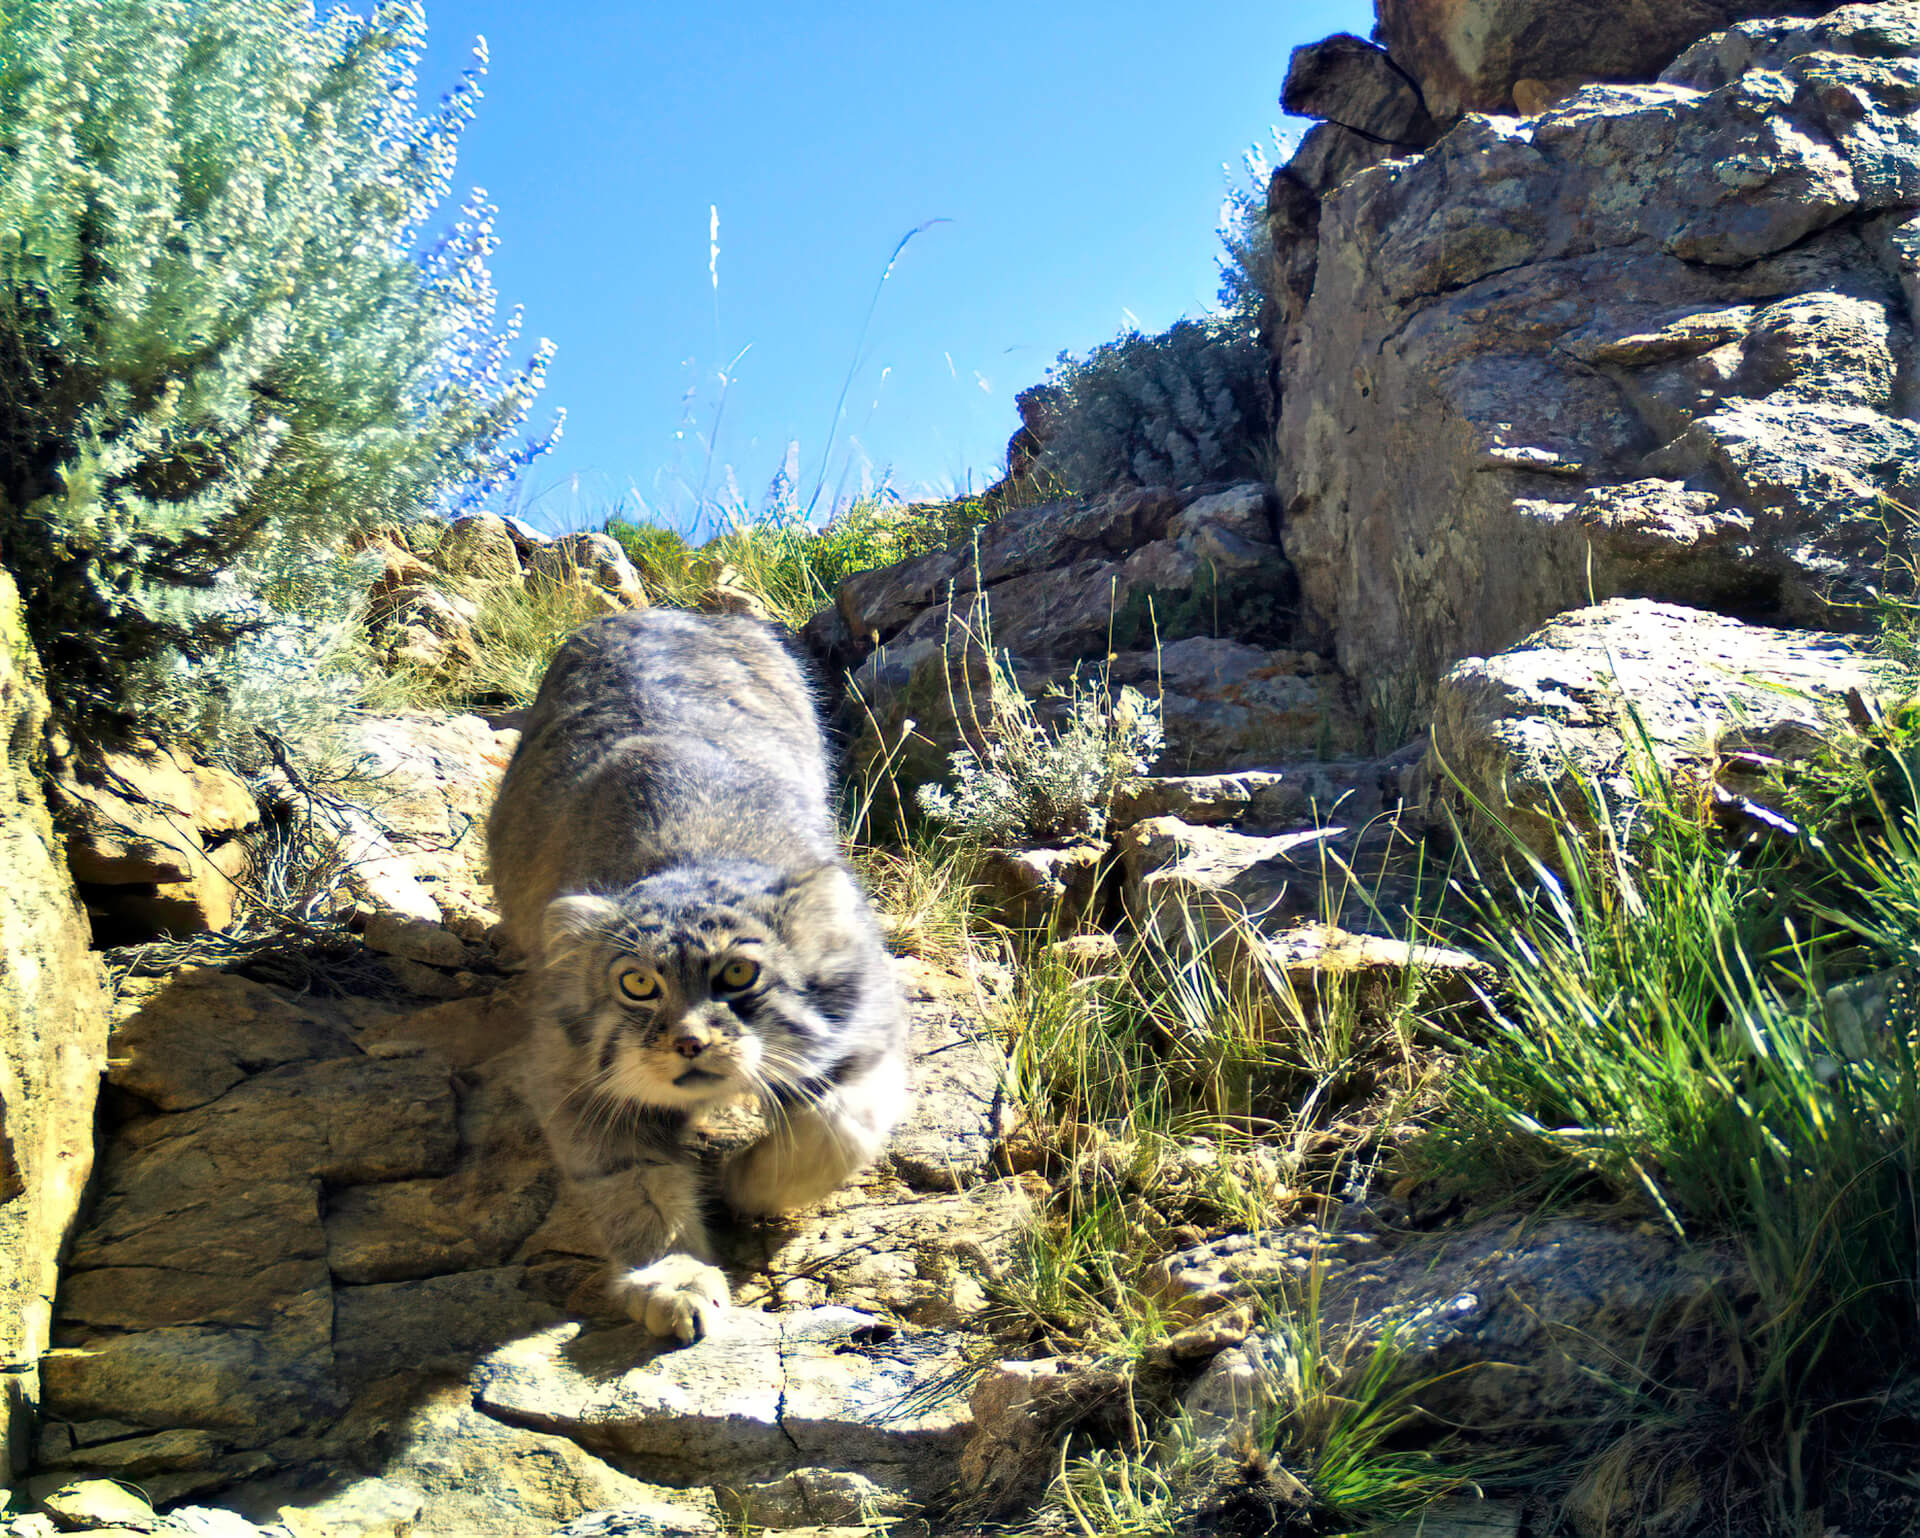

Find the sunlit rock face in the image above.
[{"left": 1277, "top": 4, "right": 1920, "bottom": 720}]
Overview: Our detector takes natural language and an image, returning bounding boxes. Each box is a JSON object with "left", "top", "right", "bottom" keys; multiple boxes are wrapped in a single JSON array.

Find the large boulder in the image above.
[
  {"left": 1278, "top": 3, "right": 1920, "bottom": 723},
  {"left": 1428, "top": 598, "right": 1891, "bottom": 857},
  {"left": 0, "top": 571, "right": 112, "bottom": 1481},
  {"left": 1373, "top": 0, "right": 1827, "bottom": 122}
]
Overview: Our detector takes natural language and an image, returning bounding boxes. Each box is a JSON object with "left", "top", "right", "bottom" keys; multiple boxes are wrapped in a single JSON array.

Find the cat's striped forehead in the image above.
[{"left": 597, "top": 901, "right": 774, "bottom": 956}]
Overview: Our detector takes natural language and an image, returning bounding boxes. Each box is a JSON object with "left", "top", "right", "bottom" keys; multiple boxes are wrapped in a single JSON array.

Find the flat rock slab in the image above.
[
  {"left": 475, "top": 1307, "right": 972, "bottom": 1503},
  {"left": 1430, "top": 598, "right": 1889, "bottom": 859},
  {"left": 883, "top": 962, "right": 1008, "bottom": 1190}
]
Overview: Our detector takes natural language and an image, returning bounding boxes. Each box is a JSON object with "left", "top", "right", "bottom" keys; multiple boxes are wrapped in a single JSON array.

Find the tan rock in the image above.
[
  {"left": 526, "top": 534, "right": 647, "bottom": 610},
  {"left": 1374, "top": 0, "right": 1816, "bottom": 121},
  {"left": 474, "top": 1309, "right": 971, "bottom": 1505},
  {"left": 974, "top": 843, "right": 1108, "bottom": 931},
  {"left": 1117, "top": 814, "right": 1429, "bottom": 952},
  {"left": 361, "top": 913, "right": 468, "bottom": 970},
  {"left": 38, "top": 1478, "right": 159, "bottom": 1532},
  {"left": 0, "top": 569, "right": 112, "bottom": 1477},
  {"left": 1111, "top": 761, "right": 1383, "bottom": 831},
  {"left": 436, "top": 514, "right": 522, "bottom": 582}
]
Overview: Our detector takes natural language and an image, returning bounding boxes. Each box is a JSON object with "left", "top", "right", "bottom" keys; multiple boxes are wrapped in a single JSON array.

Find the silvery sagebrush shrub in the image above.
[
  {"left": 917, "top": 667, "right": 1165, "bottom": 845},
  {"left": 1031, "top": 315, "right": 1270, "bottom": 496},
  {"left": 0, "top": 0, "right": 560, "bottom": 742}
]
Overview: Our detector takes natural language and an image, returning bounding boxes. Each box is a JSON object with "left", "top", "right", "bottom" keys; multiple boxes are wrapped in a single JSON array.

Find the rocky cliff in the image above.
[
  {"left": 0, "top": 570, "right": 111, "bottom": 1482},
  {"left": 9, "top": 2, "right": 1920, "bottom": 1536}
]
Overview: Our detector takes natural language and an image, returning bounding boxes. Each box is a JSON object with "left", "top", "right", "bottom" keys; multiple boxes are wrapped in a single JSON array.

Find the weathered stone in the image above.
[
  {"left": 1318, "top": 1216, "right": 1741, "bottom": 1431},
  {"left": 1259, "top": 924, "right": 1491, "bottom": 1011},
  {"left": 1280, "top": 6, "right": 1920, "bottom": 722},
  {"left": 1117, "top": 814, "right": 1428, "bottom": 948},
  {"left": 39, "top": 1478, "right": 161, "bottom": 1532},
  {"left": 880, "top": 967, "right": 1009, "bottom": 1191},
  {"left": 0, "top": 567, "right": 113, "bottom": 1479},
  {"left": 973, "top": 843, "right": 1108, "bottom": 931},
  {"left": 1429, "top": 599, "right": 1888, "bottom": 859},
  {"left": 474, "top": 1308, "right": 971, "bottom": 1503},
  {"left": 331, "top": 1267, "right": 563, "bottom": 1390},
  {"left": 41, "top": 1302, "right": 339, "bottom": 1441},
  {"left": 1180, "top": 1333, "right": 1297, "bottom": 1457},
  {"left": 1283, "top": 32, "right": 1436, "bottom": 146},
  {"left": 1111, "top": 761, "right": 1384, "bottom": 832},
  {"left": 35, "top": 1427, "right": 223, "bottom": 1482},
  {"left": 548, "top": 1507, "right": 720, "bottom": 1538},
  {"left": 1104, "top": 640, "right": 1364, "bottom": 772},
  {"left": 240, "top": 1383, "right": 688, "bottom": 1538},
  {"left": 360, "top": 913, "right": 468, "bottom": 970},
  {"left": 526, "top": 534, "right": 647, "bottom": 611},
  {"left": 714, "top": 1468, "right": 908, "bottom": 1528},
  {"left": 437, "top": 514, "right": 522, "bottom": 582},
  {"left": 1376, "top": 1499, "right": 1524, "bottom": 1538},
  {"left": 109, "top": 1052, "right": 458, "bottom": 1188},
  {"left": 106, "top": 969, "right": 355, "bottom": 1112},
  {"left": 730, "top": 1176, "right": 1040, "bottom": 1328},
  {"left": 956, "top": 1356, "right": 1130, "bottom": 1519},
  {"left": 1373, "top": 0, "right": 1822, "bottom": 122},
  {"left": 324, "top": 1076, "right": 556, "bottom": 1285},
  {"left": 50, "top": 739, "right": 258, "bottom": 937},
  {"left": 1147, "top": 1229, "right": 1378, "bottom": 1321},
  {"left": 343, "top": 713, "right": 518, "bottom": 925}
]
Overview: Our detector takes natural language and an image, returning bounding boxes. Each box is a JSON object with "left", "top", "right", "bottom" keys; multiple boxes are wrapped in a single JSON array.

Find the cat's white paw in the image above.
[{"left": 615, "top": 1254, "right": 730, "bottom": 1343}]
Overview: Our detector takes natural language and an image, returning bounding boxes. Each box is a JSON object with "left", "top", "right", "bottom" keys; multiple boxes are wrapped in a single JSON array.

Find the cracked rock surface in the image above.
[
  {"left": 31, "top": 951, "right": 1010, "bottom": 1534},
  {"left": 1278, "top": 0, "right": 1920, "bottom": 719}
]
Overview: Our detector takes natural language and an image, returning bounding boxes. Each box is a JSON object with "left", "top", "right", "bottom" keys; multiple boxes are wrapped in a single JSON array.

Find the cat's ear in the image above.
[
  {"left": 542, "top": 894, "right": 620, "bottom": 960},
  {"left": 778, "top": 864, "right": 863, "bottom": 943}
]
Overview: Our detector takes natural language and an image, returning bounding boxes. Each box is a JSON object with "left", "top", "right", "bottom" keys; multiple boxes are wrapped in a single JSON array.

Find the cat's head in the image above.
[{"left": 533, "top": 859, "right": 881, "bottom": 1109}]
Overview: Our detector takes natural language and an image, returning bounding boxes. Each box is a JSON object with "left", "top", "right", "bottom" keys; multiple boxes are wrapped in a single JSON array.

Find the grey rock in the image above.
[
  {"left": 360, "top": 913, "right": 467, "bottom": 970},
  {"left": 548, "top": 1509, "right": 719, "bottom": 1538},
  {"left": 729, "top": 1175, "right": 1041, "bottom": 1329},
  {"left": 227, "top": 1383, "right": 699, "bottom": 1538},
  {"left": 973, "top": 843, "right": 1108, "bottom": 931},
  {"left": 1279, "top": 6, "right": 1920, "bottom": 722},
  {"left": 475, "top": 1308, "right": 972, "bottom": 1503},
  {"left": 1283, "top": 32, "right": 1437, "bottom": 146},
  {"left": 436, "top": 514, "right": 522, "bottom": 582},
  {"left": 880, "top": 966, "right": 1009, "bottom": 1191},
  {"left": 1375, "top": 1499, "right": 1524, "bottom": 1538},
  {"left": 1320, "top": 1216, "right": 1742, "bottom": 1431},
  {"left": 713, "top": 1468, "right": 907, "bottom": 1527},
  {"left": 331, "top": 1267, "right": 563, "bottom": 1390},
  {"left": 1111, "top": 761, "right": 1385, "bottom": 832},
  {"left": 1429, "top": 599, "right": 1888, "bottom": 859},
  {"left": 1117, "top": 813, "right": 1430, "bottom": 948}
]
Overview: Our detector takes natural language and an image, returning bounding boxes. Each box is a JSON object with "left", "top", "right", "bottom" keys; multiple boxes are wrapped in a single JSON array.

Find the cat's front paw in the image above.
[{"left": 615, "top": 1254, "right": 730, "bottom": 1343}]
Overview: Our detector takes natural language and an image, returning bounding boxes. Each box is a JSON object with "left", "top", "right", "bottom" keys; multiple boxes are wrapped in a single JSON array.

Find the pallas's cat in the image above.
[{"left": 488, "top": 608, "right": 907, "bottom": 1341}]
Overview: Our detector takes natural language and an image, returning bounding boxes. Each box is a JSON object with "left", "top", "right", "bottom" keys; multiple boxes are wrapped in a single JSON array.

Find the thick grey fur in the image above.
[{"left": 487, "top": 608, "right": 908, "bottom": 1342}]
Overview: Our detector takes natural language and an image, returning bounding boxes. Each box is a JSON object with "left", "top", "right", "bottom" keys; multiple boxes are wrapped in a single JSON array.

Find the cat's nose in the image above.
[{"left": 669, "top": 1022, "right": 711, "bottom": 1058}]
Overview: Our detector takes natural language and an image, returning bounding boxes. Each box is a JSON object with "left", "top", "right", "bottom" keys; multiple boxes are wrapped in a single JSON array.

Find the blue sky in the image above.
[{"left": 418, "top": 1, "right": 1372, "bottom": 533}]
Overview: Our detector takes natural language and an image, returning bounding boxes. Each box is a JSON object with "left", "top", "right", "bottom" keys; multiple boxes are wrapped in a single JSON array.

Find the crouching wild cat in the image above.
[{"left": 487, "top": 609, "right": 908, "bottom": 1342}]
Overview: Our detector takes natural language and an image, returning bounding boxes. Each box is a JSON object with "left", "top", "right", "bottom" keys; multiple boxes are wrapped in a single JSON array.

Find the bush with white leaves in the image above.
[{"left": 0, "top": 0, "right": 559, "bottom": 738}]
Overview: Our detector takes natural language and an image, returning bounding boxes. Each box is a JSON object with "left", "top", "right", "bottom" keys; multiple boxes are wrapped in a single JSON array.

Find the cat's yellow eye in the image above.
[
  {"left": 613, "top": 963, "right": 662, "bottom": 1003},
  {"left": 715, "top": 957, "right": 760, "bottom": 993}
]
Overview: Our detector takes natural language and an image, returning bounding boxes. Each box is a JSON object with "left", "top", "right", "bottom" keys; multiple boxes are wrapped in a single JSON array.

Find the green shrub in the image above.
[
  {"left": 1030, "top": 317, "right": 1271, "bottom": 496},
  {"left": 916, "top": 652, "right": 1164, "bottom": 846},
  {"left": 0, "top": 0, "right": 556, "bottom": 738},
  {"left": 1426, "top": 754, "right": 1920, "bottom": 1522}
]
